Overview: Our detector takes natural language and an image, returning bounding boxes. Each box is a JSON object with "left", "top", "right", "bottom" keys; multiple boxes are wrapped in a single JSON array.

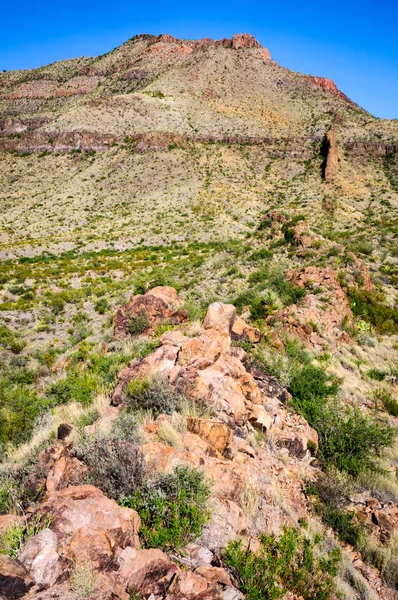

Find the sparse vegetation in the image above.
[{"left": 224, "top": 526, "right": 341, "bottom": 600}]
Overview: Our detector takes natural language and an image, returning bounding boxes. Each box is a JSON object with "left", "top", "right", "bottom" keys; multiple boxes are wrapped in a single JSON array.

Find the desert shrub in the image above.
[
  {"left": 0, "top": 471, "right": 22, "bottom": 515},
  {"left": 268, "top": 270, "right": 306, "bottom": 306},
  {"left": 0, "top": 325, "right": 25, "bottom": 354},
  {"left": 347, "top": 239, "right": 373, "bottom": 256},
  {"left": 283, "top": 337, "right": 311, "bottom": 365},
  {"left": 310, "top": 467, "right": 355, "bottom": 509},
  {"left": 125, "top": 465, "right": 210, "bottom": 551},
  {"left": 94, "top": 298, "right": 109, "bottom": 314},
  {"left": 112, "top": 410, "right": 143, "bottom": 444},
  {"left": 224, "top": 526, "right": 341, "bottom": 600},
  {"left": 50, "top": 297, "right": 66, "bottom": 315},
  {"left": 124, "top": 375, "right": 183, "bottom": 418},
  {"left": 289, "top": 366, "right": 393, "bottom": 475},
  {"left": 0, "top": 384, "right": 50, "bottom": 451},
  {"left": 126, "top": 310, "right": 150, "bottom": 335},
  {"left": 289, "top": 365, "right": 340, "bottom": 423},
  {"left": 47, "top": 371, "right": 101, "bottom": 407},
  {"left": 367, "top": 368, "right": 387, "bottom": 381},
  {"left": 347, "top": 287, "right": 398, "bottom": 334},
  {"left": 155, "top": 421, "right": 183, "bottom": 449},
  {"left": 318, "top": 506, "right": 366, "bottom": 548},
  {"left": 0, "top": 512, "right": 52, "bottom": 557},
  {"left": 375, "top": 390, "right": 398, "bottom": 417},
  {"left": 316, "top": 403, "right": 394, "bottom": 476},
  {"left": 249, "top": 248, "right": 273, "bottom": 261},
  {"left": 73, "top": 434, "right": 146, "bottom": 502}
]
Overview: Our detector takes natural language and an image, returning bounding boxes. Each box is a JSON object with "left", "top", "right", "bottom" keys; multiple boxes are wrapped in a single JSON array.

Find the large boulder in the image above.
[
  {"left": 38, "top": 485, "right": 140, "bottom": 568},
  {"left": 231, "top": 316, "right": 261, "bottom": 343},
  {"left": 114, "top": 286, "right": 187, "bottom": 337}
]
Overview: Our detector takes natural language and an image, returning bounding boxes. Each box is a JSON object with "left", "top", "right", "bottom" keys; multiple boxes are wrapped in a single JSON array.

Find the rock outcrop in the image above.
[
  {"left": 323, "top": 127, "right": 338, "bottom": 181},
  {"left": 274, "top": 267, "right": 353, "bottom": 349}
]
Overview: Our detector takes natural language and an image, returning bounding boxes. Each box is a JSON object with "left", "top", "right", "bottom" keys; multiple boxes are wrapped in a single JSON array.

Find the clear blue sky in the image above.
[{"left": 2, "top": 0, "right": 397, "bottom": 119}]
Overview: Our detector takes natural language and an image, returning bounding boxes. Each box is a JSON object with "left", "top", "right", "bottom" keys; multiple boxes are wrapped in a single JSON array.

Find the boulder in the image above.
[
  {"left": 38, "top": 485, "right": 140, "bottom": 568},
  {"left": 195, "top": 565, "right": 233, "bottom": 587},
  {"left": 19, "top": 529, "right": 62, "bottom": 587},
  {"left": 167, "top": 570, "right": 223, "bottom": 599},
  {"left": 116, "top": 546, "right": 178, "bottom": 594},
  {"left": 0, "top": 555, "right": 34, "bottom": 599},
  {"left": 248, "top": 405, "right": 273, "bottom": 431},
  {"left": 146, "top": 286, "right": 184, "bottom": 308},
  {"left": 203, "top": 303, "right": 236, "bottom": 335},
  {"left": 112, "top": 344, "right": 179, "bottom": 405},
  {"left": 46, "top": 455, "right": 87, "bottom": 492},
  {"left": 57, "top": 423, "right": 73, "bottom": 440}
]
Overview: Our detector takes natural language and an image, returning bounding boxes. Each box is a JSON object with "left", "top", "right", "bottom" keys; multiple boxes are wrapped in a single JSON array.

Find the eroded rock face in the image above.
[
  {"left": 305, "top": 75, "right": 353, "bottom": 103},
  {"left": 323, "top": 128, "right": 338, "bottom": 182}
]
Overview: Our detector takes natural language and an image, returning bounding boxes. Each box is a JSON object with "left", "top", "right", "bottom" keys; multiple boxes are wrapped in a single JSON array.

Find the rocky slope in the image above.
[{"left": 0, "top": 32, "right": 398, "bottom": 600}]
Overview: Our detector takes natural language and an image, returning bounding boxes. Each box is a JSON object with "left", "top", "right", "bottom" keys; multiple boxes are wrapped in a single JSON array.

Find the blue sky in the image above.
[{"left": 2, "top": 0, "right": 397, "bottom": 119}]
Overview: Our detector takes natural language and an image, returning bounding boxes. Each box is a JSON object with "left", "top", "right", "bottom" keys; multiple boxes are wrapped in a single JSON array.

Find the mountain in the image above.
[{"left": 0, "top": 34, "right": 397, "bottom": 600}]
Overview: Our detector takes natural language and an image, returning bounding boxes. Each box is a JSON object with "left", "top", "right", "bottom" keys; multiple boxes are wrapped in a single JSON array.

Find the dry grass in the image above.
[
  {"left": 240, "top": 479, "right": 260, "bottom": 517},
  {"left": 155, "top": 421, "right": 183, "bottom": 449},
  {"left": 69, "top": 562, "right": 96, "bottom": 598}
]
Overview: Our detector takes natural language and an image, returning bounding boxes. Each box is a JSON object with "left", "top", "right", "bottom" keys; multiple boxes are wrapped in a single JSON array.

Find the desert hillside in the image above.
[{"left": 0, "top": 33, "right": 397, "bottom": 600}]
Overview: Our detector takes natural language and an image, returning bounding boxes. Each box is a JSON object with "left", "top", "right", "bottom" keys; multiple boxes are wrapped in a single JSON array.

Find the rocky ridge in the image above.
[{"left": 1, "top": 287, "right": 397, "bottom": 600}]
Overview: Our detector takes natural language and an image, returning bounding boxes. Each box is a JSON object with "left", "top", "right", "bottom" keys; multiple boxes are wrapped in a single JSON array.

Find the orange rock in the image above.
[
  {"left": 231, "top": 315, "right": 261, "bottom": 343},
  {"left": 187, "top": 417, "right": 233, "bottom": 455},
  {"left": 39, "top": 485, "right": 140, "bottom": 568}
]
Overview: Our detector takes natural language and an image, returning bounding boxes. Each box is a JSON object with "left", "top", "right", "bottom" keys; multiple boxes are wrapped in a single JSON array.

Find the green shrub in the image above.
[
  {"left": 310, "top": 467, "right": 354, "bottom": 509},
  {"left": 315, "top": 403, "right": 394, "bottom": 476},
  {"left": 289, "top": 365, "right": 340, "bottom": 424},
  {"left": 125, "top": 375, "right": 183, "bottom": 418},
  {"left": 125, "top": 465, "right": 210, "bottom": 551},
  {"left": 249, "top": 248, "right": 273, "bottom": 261},
  {"left": 94, "top": 298, "right": 109, "bottom": 314},
  {"left": 47, "top": 371, "right": 101, "bottom": 407},
  {"left": 50, "top": 297, "right": 66, "bottom": 315},
  {"left": 289, "top": 366, "right": 394, "bottom": 476},
  {"left": 126, "top": 310, "right": 150, "bottom": 335},
  {"left": 318, "top": 506, "right": 366, "bottom": 548},
  {"left": 381, "top": 393, "right": 398, "bottom": 417},
  {"left": 224, "top": 526, "right": 341, "bottom": 600},
  {"left": 0, "top": 385, "right": 49, "bottom": 451},
  {"left": 367, "top": 368, "right": 387, "bottom": 381},
  {"left": 0, "top": 513, "right": 52, "bottom": 557}
]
